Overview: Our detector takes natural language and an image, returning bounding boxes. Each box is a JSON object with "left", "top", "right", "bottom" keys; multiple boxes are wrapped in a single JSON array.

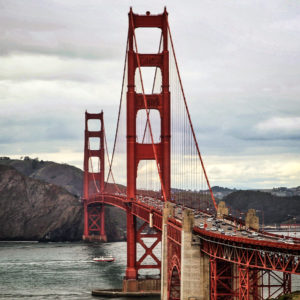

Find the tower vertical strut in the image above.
[
  {"left": 83, "top": 111, "right": 107, "bottom": 242},
  {"left": 125, "top": 7, "right": 170, "bottom": 282}
]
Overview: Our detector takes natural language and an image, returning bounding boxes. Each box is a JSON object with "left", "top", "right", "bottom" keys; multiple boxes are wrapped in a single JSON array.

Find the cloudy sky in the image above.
[{"left": 1, "top": 0, "right": 299, "bottom": 189}]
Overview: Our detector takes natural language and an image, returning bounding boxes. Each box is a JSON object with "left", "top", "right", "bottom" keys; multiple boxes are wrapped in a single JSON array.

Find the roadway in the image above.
[{"left": 137, "top": 195, "right": 300, "bottom": 246}]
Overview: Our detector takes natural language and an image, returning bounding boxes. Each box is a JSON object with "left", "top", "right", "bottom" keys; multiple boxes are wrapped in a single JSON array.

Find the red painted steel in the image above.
[
  {"left": 80, "top": 8, "right": 300, "bottom": 299},
  {"left": 196, "top": 231, "right": 300, "bottom": 274},
  {"left": 127, "top": 8, "right": 170, "bottom": 202},
  {"left": 83, "top": 111, "right": 106, "bottom": 241},
  {"left": 238, "top": 266, "right": 249, "bottom": 300},
  {"left": 210, "top": 259, "right": 235, "bottom": 299},
  {"left": 125, "top": 8, "right": 170, "bottom": 279},
  {"left": 211, "top": 258, "right": 218, "bottom": 300},
  {"left": 96, "top": 191, "right": 299, "bottom": 299},
  {"left": 136, "top": 222, "right": 161, "bottom": 272},
  {"left": 88, "top": 191, "right": 299, "bottom": 298},
  {"left": 258, "top": 270, "right": 292, "bottom": 299}
]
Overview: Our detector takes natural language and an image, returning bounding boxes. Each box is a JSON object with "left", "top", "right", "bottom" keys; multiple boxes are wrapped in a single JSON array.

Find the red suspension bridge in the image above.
[{"left": 81, "top": 8, "right": 300, "bottom": 300}]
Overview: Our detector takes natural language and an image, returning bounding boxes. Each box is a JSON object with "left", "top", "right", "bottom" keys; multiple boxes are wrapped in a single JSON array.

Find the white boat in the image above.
[{"left": 93, "top": 256, "right": 115, "bottom": 262}]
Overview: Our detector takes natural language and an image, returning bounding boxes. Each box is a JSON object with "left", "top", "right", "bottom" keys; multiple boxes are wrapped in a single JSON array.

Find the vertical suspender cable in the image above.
[
  {"left": 105, "top": 36, "right": 129, "bottom": 193},
  {"left": 167, "top": 20, "right": 217, "bottom": 211},
  {"left": 103, "top": 123, "right": 121, "bottom": 193}
]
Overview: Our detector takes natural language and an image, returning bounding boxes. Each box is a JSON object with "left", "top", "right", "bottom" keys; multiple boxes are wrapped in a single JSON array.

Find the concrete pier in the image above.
[
  {"left": 180, "top": 208, "right": 210, "bottom": 300},
  {"left": 122, "top": 278, "right": 161, "bottom": 293},
  {"left": 161, "top": 202, "right": 175, "bottom": 300},
  {"left": 82, "top": 234, "right": 107, "bottom": 242},
  {"left": 217, "top": 200, "right": 228, "bottom": 219},
  {"left": 245, "top": 209, "right": 259, "bottom": 230}
]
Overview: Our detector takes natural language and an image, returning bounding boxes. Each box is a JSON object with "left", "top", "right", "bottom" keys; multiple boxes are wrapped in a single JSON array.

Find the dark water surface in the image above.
[
  {"left": 1, "top": 240, "right": 299, "bottom": 299},
  {"left": 0, "top": 241, "right": 158, "bottom": 300}
]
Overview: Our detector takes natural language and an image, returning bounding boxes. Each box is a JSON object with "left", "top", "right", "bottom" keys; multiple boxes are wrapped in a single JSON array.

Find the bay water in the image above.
[
  {"left": 0, "top": 241, "right": 159, "bottom": 300},
  {"left": 0, "top": 236, "right": 299, "bottom": 299}
]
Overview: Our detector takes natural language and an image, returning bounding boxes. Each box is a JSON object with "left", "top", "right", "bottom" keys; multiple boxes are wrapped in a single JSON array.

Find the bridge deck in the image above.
[
  {"left": 87, "top": 192, "right": 300, "bottom": 249},
  {"left": 85, "top": 193, "right": 300, "bottom": 274}
]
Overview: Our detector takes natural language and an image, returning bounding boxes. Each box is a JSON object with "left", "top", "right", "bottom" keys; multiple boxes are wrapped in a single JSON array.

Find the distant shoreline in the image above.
[{"left": 0, "top": 240, "right": 39, "bottom": 243}]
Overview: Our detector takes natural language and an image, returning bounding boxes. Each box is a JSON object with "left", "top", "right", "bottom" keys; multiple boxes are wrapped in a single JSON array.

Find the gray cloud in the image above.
[
  {"left": 0, "top": 0, "right": 300, "bottom": 188},
  {"left": 0, "top": 54, "right": 123, "bottom": 82},
  {"left": 0, "top": 115, "right": 80, "bottom": 143},
  {"left": 0, "top": 0, "right": 127, "bottom": 60}
]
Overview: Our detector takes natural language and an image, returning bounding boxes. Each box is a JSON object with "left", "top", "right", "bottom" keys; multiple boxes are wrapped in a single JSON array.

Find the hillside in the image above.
[
  {"left": 0, "top": 157, "right": 298, "bottom": 237},
  {"left": 0, "top": 163, "right": 126, "bottom": 242},
  {"left": 0, "top": 164, "right": 82, "bottom": 241},
  {"left": 223, "top": 190, "right": 300, "bottom": 225},
  {"left": 0, "top": 157, "right": 83, "bottom": 196}
]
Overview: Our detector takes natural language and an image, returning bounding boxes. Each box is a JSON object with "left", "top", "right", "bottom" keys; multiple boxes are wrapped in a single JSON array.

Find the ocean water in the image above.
[
  {"left": 0, "top": 241, "right": 159, "bottom": 300},
  {"left": 0, "top": 239, "right": 299, "bottom": 299}
]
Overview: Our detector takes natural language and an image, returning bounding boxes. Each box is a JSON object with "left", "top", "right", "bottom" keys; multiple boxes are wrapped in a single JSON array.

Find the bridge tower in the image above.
[
  {"left": 82, "top": 111, "right": 107, "bottom": 242},
  {"left": 125, "top": 8, "right": 170, "bottom": 288}
]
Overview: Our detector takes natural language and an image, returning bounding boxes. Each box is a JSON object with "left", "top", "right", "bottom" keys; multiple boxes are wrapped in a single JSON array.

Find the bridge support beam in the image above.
[
  {"left": 259, "top": 270, "right": 291, "bottom": 299},
  {"left": 180, "top": 208, "right": 209, "bottom": 300},
  {"left": 238, "top": 266, "right": 250, "bottom": 300},
  {"left": 211, "top": 259, "right": 235, "bottom": 299},
  {"left": 125, "top": 206, "right": 137, "bottom": 280}
]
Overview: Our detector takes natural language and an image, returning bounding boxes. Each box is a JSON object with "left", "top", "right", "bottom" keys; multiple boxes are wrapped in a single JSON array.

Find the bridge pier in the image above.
[
  {"left": 180, "top": 208, "right": 210, "bottom": 300},
  {"left": 245, "top": 209, "right": 259, "bottom": 230},
  {"left": 161, "top": 202, "right": 174, "bottom": 300}
]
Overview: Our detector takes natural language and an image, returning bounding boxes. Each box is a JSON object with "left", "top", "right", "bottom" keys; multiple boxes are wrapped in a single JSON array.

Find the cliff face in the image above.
[
  {"left": 0, "top": 165, "right": 83, "bottom": 241},
  {"left": 0, "top": 164, "right": 126, "bottom": 241}
]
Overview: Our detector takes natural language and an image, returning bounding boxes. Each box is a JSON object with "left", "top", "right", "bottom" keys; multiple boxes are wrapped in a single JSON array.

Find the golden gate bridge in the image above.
[{"left": 81, "top": 8, "right": 300, "bottom": 300}]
